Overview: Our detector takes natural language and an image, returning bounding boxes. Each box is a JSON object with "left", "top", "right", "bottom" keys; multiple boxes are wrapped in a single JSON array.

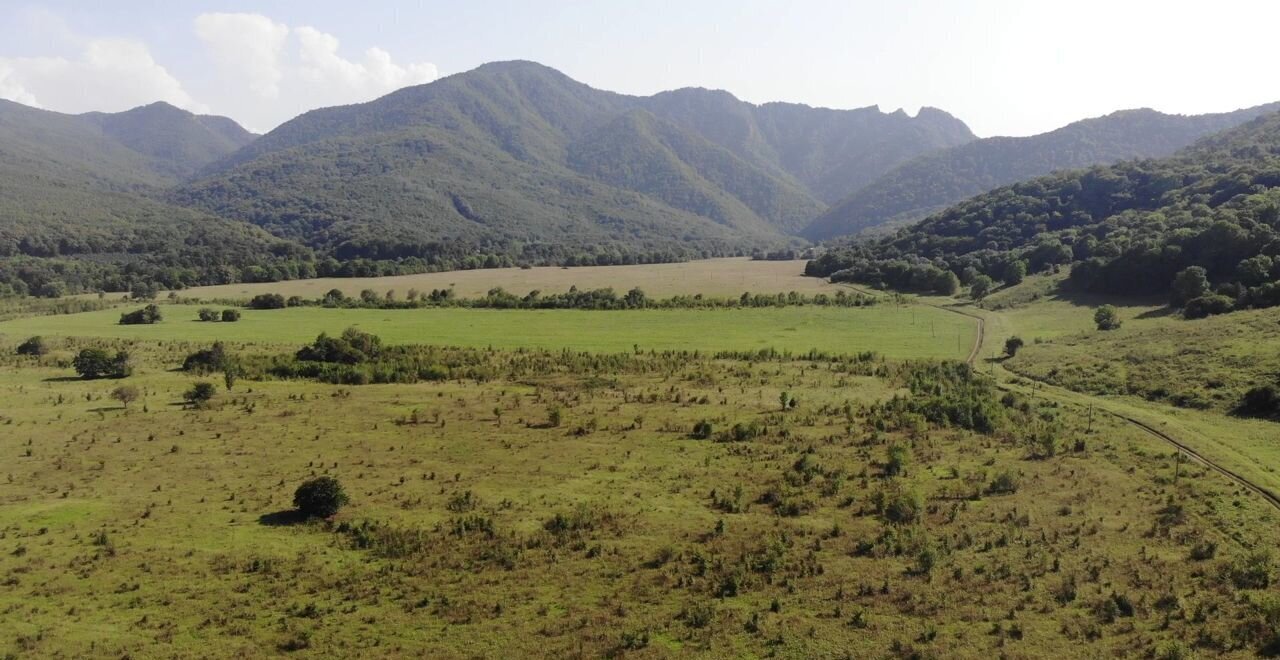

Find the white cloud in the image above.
[
  {"left": 194, "top": 13, "right": 438, "bottom": 132},
  {"left": 0, "top": 11, "right": 435, "bottom": 133},
  {"left": 0, "top": 38, "right": 202, "bottom": 114},
  {"left": 194, "top": 13, "right": 289, "bottom": 99}
]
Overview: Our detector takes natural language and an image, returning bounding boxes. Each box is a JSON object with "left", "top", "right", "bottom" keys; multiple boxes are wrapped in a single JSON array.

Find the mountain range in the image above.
[
  {"left": 1, "top": 59, "right": 1278, "bottom": 295},
  {"left": 802, "top": 102, "right": 1280, "bottom": 240}
]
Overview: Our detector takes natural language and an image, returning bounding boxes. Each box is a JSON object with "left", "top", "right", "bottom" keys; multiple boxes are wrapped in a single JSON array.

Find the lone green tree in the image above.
[
  {"left": 294, "top": 476, "right": 348, "bottom": 518},
  {"left": 1004, "top": 336, "right": 1025, "bottom": 357},
  {"left": 110, "top": 385, "right": 140, "bottom": 409},
  {"left": 1094, "top": 305, "right": 1122, "bottom": 331}
]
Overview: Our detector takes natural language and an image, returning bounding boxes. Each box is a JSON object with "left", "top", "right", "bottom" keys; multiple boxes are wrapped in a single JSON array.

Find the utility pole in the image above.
[
  {"left": 1174, "top": 452, "right": 1182, "bottom": 485},
  {"left": 1086, "top": 404, "right": 1094, "bottom": 433}
]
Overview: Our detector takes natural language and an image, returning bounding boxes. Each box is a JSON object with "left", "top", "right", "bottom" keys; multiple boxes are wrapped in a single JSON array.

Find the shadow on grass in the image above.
[
  {"left": 258, "top": 509, "right": 308, "bottom": 527},
  {"left": 42, "top": 376, "right": 84, "bottom": 383},
  {"left": 1046, "top": 286, "right": 1165, "bottom": 311},
  {"left": 1135, "top": 306, "right": 1178, "bottom": 320}
]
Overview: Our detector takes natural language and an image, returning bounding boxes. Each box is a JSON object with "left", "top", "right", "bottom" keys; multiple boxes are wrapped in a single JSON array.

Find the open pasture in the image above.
[
  {"left": 155, "top": 258, "right": 841, "bottom": 301},
  {"left": 0, "top": 303, "right": 978, "bottom": 359},
  {"left": 1, "top": 338, "right": 1276, "bottom": 658}
]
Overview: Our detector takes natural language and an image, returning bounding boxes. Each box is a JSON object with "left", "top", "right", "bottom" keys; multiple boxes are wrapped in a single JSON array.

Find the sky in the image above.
[{"left": 1, "top": 0, "right": 1277, "bottom": 137}]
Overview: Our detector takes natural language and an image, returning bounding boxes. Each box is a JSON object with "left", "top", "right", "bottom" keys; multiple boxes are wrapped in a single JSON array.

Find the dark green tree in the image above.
[
  {"left": 16, "top": 336, "right": 49, "bottom": 356},
  {"left": 1002, "top": 260, "right": 1027, "bottom": 286},
  {"left": 183, "top": 381, "right": 218, "bottom": 407},
  {"left": 1094, "top": 305, "right": 1121, "bottom": 331},
  {"left": 1170, "top": 267, "right": 1210, "bottom": 307},
  {"left": 119, "top": 304, "right": 162, "bottom": 325},
  {"left": 293, "top": 476, "right": 348, "bottom": 518},
  {"left": 970, "top": 274, "right": 995, "bottom": 300}
]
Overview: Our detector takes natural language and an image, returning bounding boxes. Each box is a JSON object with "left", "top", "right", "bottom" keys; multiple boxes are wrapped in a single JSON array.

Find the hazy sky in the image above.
[{"left": 2, "top": 0, "right": 1277, "bottom": 136}]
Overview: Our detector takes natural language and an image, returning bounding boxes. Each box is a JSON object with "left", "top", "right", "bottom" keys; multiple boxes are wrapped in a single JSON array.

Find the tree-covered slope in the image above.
[
  {"left": 806, "top": 111, "right": 1280, "bottom": 317},
  {"left": 567, "top": 109, "right": 823, "bottom": 234},
  {"left": 805, "top": 103, "right": 1280, "bottom": 240},
  {"left": 82, "top": 102, "right": 257, "bottom": 179},
  {"left": 0, "top": 100, "right": 305, "bottom": 295},
  {"left": 640, "top": 90, "right": 975, "bottom": 203},
  {"left": 186, "top": 61, "right": 974, "bottom": 259}
]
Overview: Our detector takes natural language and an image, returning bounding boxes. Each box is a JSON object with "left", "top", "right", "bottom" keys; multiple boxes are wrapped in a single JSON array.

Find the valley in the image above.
[{"left": 2, "top": 12, "right": 1279, "bottom": 656}]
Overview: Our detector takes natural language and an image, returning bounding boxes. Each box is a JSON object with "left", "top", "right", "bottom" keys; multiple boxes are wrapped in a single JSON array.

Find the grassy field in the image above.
[
  {"left": 1, "top": 336, "right": 1276, "bottom": 658},
  {"left": 965, "top": 272, "right": 1280, "bottom": 502},
  {"left": 152, "top": 258, "right": 841, "bottom": 301},
  {"left": 0, "top": 303, "right": 978, "bottom": 359},
  {"left": 3, "top": 264, "right": 1279, "bottom": 657}
]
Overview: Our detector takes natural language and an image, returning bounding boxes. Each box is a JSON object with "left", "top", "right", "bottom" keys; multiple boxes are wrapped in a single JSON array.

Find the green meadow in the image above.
[{"left": 0, "top": 303, "right": 977, "bottom": 359}]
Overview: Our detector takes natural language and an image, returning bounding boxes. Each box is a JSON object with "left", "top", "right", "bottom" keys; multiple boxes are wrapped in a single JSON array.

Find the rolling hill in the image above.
[
  {"left": 806, "top": 110, "right": 1280, "bottom": 316},
  {"left": 81, "top": 102, "right": 257, "bottom": 179},
  {"left": 804, "top": 103, "right": 1280, "bottom": 240},
  {"left": 0, "top": 99, "right": 304, "bottom": 295}
]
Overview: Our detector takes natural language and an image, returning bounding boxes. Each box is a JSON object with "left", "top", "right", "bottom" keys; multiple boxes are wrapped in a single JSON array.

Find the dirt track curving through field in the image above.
[
  {"left": 944, "top": 298, "right": 1280, "bottom": 512},
  {"left": 836, "top": 281, "right": 1280, "bottom": 512}
]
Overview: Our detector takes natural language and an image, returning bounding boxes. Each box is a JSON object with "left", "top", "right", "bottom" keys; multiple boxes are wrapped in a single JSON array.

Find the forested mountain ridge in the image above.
[
  {"left": 804, "top": 103, "right": 1280, "bottom": 240},
  {"left": 181, "top": 61, "right": 972, "bottom": 262},
  {"left": 0, "top": 99, "right": 305, "bottom": 296},
  {"left": 81, "top": 102, "right": 257, "bottom": 179},
  {"left": 806, "top": 111, "right": 1280, "bottom": 318}
]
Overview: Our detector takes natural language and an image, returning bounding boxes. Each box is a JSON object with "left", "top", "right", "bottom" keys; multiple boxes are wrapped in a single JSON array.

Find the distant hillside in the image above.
[
  {"left": 82, "top": 102, "right": 256, "bottom": 179},
  {"left": 0, "top": 99, "right": 303, "bottom": 296},
  {"left": 638, "top": 90, "right": 974, "bottom": 203},
  {"left": 182, "top": 61, "right": 973, "bottom": 262},
  {"left": 804, "top": 103, "right": 1280, "bottom": 240},
  {"left": 806, "top": 111, "right": 1280, "bottom": 318}
]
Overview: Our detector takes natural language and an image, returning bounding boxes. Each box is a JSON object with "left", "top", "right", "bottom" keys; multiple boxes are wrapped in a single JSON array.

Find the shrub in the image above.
[
  {"left": 1238, "top": 385, "right": 1280, "bottom": 418},
  {"left": 197, "top": 308, "right": 220, "bottom": 322},
  {"left": 294, "top": 476, "right": 349, "bottom": 518},
  {"left": 1182, "top": 294, "right": 1235, "bottom": 319},
  {"left": 987, "top": 470, "right": 1020, "bottom": 495},
  {"left": 876, "top": 488, "right": 922, "bottom": 524},
  {"left": 73, "top": 349, "right": 132, "bottom": 379},
  {"left": 221, "top": 309, "right": 241, "bottom": 322},
  {"left": 1004, "top": 336, "right": 1024, "bottom": 357},
  {"left": 1227, "top": 551, "right": 1274, "bottom": 589},
  {"left": 690, "top": 420, "right": 714, "bottom": 440},
  {"left": 248, "top": 293, "right": 286, "bottom": 310},
  {"left": 16, "top": 336, "right": 48, "bottom": 356},
  {"left": 1094, "top": 305, "right": 1121, "bottom": 331},
  {"left": 183, "top": 381, "right": 218, "bottom": 407},
  {"left": 296, "top": 328, "right": 383, "bottom": 364},
  {"left": 183, "top": 343, "right": 230, "bottom": 374},
  {"left": 885, "top": 444, "right": 909, "bottom": 477},
  {"left": 119, "top": 304, "right": 162, "bottom": 325}
]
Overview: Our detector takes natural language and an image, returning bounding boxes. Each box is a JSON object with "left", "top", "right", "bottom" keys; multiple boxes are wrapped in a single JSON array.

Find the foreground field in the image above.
[
  {"left": 157, "top": 258, "right": 840, "bottom": 301},
  {"left": 2, "top": 337, "right": 1277, "bottom": 658},
  {"left": 0, "top": 304, "right": 977, "bottom": 360}
]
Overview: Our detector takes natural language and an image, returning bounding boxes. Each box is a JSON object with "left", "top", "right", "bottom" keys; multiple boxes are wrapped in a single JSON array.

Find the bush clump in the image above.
[
  {"left": 73, "top": 348, "right": 133, "bottom": 379},
  {"left": 294, "top": 477, "right": 349, "bottom": 518},
  {"left": 248, "top": 293, "right": 286, "bottom": 310},
  {"left": 120, "top": 304, "right": 162, "bottom": 325},
  {"left": 16, "top": 336, "right": 49, "bottom": 356}
]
